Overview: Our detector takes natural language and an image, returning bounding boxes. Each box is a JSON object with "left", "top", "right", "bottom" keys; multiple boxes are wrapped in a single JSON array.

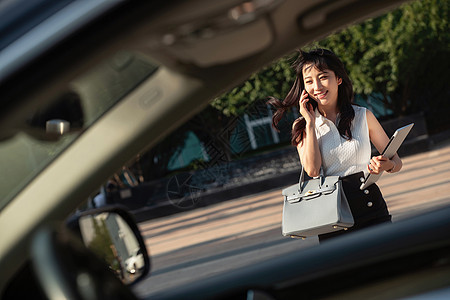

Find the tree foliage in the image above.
[
  {"left": 213, "top": 0, "right": 449, "bottom": 130},
  {"left": 318, "top": 0, "right": 449, "bottom": 130},
  {"left": 88, "top": 218, "right": 120, "bottom": 271},
  {"left": 211, "top": 54, "right": 297, "bottom": 117}
]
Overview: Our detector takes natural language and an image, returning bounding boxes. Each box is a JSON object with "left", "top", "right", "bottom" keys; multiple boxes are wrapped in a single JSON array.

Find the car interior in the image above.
[{"left": 0, "top": 0, "right": 449, "bottom": 299}]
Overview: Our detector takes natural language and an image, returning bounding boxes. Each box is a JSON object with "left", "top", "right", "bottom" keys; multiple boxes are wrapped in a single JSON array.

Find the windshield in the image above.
[{"left": 0, "top": 51, "right": 158, "bottom": 211}]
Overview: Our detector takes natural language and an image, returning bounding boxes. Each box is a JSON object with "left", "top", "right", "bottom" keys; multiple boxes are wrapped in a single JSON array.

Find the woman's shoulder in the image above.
[
  {"left": 351, "top": 104, "right": 367, "bottom": 113},
  {"left": 351, "top": 105, "right": 378, "bottom": 120},
  {"left": 352, "top": 105, "right": 371, "bottom": 121}
]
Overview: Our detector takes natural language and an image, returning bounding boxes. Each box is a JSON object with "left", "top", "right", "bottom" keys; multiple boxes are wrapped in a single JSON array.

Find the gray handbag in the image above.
[{"left": 282, "top": 167, "right": 354, "bottom": 239}]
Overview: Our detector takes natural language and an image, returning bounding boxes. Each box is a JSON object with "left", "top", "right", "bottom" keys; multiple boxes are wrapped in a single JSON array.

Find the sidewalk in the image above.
[{"left": 380, "top": 138, "right": 450, "bottom": 220}]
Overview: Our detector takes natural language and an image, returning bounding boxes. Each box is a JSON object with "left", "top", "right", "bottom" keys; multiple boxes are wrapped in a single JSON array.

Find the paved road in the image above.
[{"left": 133, "top": 140, "right": 450, "bottom": 297}]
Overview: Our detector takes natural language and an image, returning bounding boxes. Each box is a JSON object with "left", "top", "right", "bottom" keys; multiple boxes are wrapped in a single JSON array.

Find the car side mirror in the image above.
[{"left": 67, "top": 206, "right": 151, "bottom": 285}]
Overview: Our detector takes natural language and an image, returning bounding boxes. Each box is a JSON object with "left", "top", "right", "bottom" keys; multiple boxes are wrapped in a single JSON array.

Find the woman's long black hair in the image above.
[{"left": 268, "top": 48, "right": 355, "bottom": 145}]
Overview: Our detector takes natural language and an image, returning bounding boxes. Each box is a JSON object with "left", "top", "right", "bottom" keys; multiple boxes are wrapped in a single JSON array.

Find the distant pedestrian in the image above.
[{"left": 268, "top": 48, "right": 403, "bottom": 242}]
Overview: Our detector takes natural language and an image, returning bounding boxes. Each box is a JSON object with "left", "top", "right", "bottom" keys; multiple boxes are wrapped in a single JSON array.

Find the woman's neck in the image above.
[{"left": 318, "top": 106, "right": 339, "bottom": 123}]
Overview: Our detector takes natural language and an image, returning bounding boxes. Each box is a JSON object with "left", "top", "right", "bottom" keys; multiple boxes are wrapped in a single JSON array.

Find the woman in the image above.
[{"left": 269, "top": 48, "right": 402, "bottom": 242}]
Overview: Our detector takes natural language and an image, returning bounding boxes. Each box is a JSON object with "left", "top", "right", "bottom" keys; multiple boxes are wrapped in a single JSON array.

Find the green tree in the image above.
[
  {"left": 211, "top": 54, "right": 297, "bottom": 117},
  {"left": 88, "top": 218, "right": 120, "bottom": 272},
  {"left": 318, "top": 0, "right": 449, "bottom": 131}
]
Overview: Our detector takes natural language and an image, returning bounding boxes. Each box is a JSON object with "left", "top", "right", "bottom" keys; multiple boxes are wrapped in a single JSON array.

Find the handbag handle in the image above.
[{"left": 299, "top": 165, "right": 324, "bottom": 192}]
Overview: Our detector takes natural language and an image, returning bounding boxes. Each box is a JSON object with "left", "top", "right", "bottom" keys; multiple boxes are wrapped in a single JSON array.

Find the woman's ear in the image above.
[{"left": 337, "top": 77, "right": 342, "bottom": 85}]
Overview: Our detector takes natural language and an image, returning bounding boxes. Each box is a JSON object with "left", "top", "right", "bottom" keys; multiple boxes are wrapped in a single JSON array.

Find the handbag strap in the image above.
[{"left": 299, "top": 165, "right": 305, "bottom": 187}]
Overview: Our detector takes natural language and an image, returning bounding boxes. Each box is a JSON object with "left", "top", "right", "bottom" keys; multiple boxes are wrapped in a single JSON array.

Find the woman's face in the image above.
[{"left": 302, "top": 64, "right": 342, "bottom": 109}]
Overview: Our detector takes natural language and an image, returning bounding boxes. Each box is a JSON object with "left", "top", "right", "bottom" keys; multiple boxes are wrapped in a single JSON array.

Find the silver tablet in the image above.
[{"left": 360, "top": 123, "right": 414, "bottom": 190}]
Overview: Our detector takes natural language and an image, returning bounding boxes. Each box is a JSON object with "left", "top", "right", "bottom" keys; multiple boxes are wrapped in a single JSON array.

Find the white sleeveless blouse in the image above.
[{"left": 315, "top": 105, "right": 371, "bottom": 177}]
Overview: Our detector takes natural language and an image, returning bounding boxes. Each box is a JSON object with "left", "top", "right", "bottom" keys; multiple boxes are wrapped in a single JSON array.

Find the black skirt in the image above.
[{"left": 318, "top": 172, "right": 392, "bottom": 242}]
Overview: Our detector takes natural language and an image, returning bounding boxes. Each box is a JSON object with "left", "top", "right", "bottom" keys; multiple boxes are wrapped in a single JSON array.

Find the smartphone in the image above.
[{"left": 305, "top": 93, "right": 315, "bottom": 111}]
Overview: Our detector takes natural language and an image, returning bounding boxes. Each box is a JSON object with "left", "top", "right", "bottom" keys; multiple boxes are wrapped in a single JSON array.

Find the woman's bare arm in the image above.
[{"left": 297, "top": 122, "right": 322, "bottom": 177}]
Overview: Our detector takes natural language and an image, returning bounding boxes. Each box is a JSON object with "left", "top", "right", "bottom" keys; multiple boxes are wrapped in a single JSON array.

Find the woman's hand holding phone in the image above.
[{"left": 299, "top": 90, "right": 315, "bottom": 126}]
